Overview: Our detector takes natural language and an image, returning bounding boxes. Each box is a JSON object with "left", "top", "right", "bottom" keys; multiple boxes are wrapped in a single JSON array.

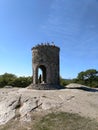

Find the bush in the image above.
[
  {"left": 13, "top": 76, "right": 32, "bottom": 87},
  {"left": 0, "top": 73, "right": 32, "bottom": 88}
]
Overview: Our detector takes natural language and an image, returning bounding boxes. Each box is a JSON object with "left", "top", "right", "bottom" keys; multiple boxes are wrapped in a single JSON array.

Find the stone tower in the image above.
[{"left": 31, "top": 43, "right": 62, "bottom": 90}]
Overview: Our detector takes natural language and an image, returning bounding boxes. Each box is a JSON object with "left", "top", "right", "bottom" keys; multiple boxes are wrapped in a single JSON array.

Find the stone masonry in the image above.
[
  {"left": 31, "top": 43, "right": 64, "bottom": 89},
  {"left": 32, "top": 44, "right": 60, "bottom": 84}
]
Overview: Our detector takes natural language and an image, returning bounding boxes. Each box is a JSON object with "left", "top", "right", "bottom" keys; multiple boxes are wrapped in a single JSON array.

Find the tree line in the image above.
[
  {"left": 0, "top": 69, "right": 98, "bottom": 88},
  {"left": 0, "top": 73, "right": 32, "bottom": 88},
  {"left": 60, "top": 69, "right": 98, "bottom": 88}
]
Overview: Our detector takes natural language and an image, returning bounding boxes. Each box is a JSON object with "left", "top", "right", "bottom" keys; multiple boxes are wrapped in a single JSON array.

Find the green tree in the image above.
[
  {"left": 0, "top": 73, "right": 32, "bottom": 88},
  {"left": 77, "top": 69, "right": 98, "bottom": 87},
  {"left": 0, "top": 73, "right": 17, "bottom": 87},
  {"left": 60, "top": 77, "right": 67, "bottom": 86},
  {"left": 60, "top": 76, "right": 73, "bottom": 86},
  {"left": 13, "top": 76, "right": 32, "bottom": 87}
]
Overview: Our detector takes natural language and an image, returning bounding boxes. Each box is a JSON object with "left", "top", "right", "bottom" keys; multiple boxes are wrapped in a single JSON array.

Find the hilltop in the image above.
[{"left": 0, "top": 84, "right": 98, "bottom": 130}]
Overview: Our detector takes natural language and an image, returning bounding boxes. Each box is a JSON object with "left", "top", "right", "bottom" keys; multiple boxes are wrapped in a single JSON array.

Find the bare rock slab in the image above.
[{"left": 0, "top": 86, "right": 98, "bottom": 125}]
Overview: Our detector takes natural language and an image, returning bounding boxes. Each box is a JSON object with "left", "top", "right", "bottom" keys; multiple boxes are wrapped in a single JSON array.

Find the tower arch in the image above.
[{"left": 38, "top": 65, "right": 47, "bottom": 83}]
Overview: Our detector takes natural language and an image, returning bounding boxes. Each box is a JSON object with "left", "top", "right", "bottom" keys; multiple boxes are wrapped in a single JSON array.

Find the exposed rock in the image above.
[
  {"left": 65, "top": 83, "right": 88, "bottom": 89},
  {"left": 0, "top": 94, "right": 21, "bottom": 125},
  {"left": 66, "top": 83, "right": 98, "bottom": 92},
  {"left": 0, "top": 85, "right": 98, "bottom": 125},
  {"left": 4, "top": 86, "right": 12, "bottom": 88},
  {"left": 19, "top": 96, "right": 42, "bottom": 117}
]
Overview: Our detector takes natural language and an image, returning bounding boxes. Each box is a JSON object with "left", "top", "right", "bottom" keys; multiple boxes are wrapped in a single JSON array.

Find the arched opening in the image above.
[{"left": 38, "top": 65, "right": 46, "bottom": 84}]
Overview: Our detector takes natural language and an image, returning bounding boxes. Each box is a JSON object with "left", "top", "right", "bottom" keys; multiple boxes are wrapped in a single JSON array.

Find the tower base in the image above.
[{"left": 27, "top": 83, "right": 65, "bottom": 90}]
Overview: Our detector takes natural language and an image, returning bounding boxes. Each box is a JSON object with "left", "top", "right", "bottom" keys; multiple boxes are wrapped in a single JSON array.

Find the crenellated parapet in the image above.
[{"left": 31, "top": 42, "right": 60, "bottom": 51}]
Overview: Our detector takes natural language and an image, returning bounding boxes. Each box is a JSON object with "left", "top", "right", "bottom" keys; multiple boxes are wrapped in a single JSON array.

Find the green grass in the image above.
[
  {"left": 33, "top": 112, "right": 98, "bottom": 130},
  {"left": 0, "top": 112, "right": 98, "bottom": 130}
]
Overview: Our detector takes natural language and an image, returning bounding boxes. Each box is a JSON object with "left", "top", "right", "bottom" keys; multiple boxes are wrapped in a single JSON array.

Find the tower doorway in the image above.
[{"left": 38, "top": 65, "right": 46, "bottom": 84}]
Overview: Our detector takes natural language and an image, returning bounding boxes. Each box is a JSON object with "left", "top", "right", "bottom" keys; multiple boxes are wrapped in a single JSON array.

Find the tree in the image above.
[
  {"left": 0, "top": 73, "right": 17, "bottom": 87},
  {"left": 77, "top": 69, "right": 98, "bottom": 87},
  {"left": 0, "top": 73, "right": 32, "bottom": 88},
  {"left": 60, "top": 76, "right": 73, "bottom": 86},
  {"left": 13, "top": 76, "right": 32, "bottom": 87}
]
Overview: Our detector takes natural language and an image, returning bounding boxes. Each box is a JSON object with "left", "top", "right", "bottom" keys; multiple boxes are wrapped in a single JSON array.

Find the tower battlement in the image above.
[{"left": 32, "top": 42, "right": 60, "bottom": 50}]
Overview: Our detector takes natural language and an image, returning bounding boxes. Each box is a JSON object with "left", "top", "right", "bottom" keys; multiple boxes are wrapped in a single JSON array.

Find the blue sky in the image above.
[{"left": 0, "top": 0, "right": 98, "bottom": 78}]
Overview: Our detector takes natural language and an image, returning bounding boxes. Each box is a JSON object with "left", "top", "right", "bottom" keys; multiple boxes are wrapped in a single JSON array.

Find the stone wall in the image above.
[{"left": 32, "top": 44, "right": 60, "bottom": 86}]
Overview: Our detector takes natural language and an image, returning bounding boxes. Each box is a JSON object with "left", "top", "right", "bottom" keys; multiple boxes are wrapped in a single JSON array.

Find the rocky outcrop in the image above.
[
  {"left": 0, "top": 93, "right": 21, "bottom": 125},
  {"left": 66, "top": 83, "right": 98, "bottom": 92},
  {"left": 65, "top": 83, "right": 87, "bottom": 89},
  {"left": 0, "top": 84, "right": 98, "bottom": 125}
]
